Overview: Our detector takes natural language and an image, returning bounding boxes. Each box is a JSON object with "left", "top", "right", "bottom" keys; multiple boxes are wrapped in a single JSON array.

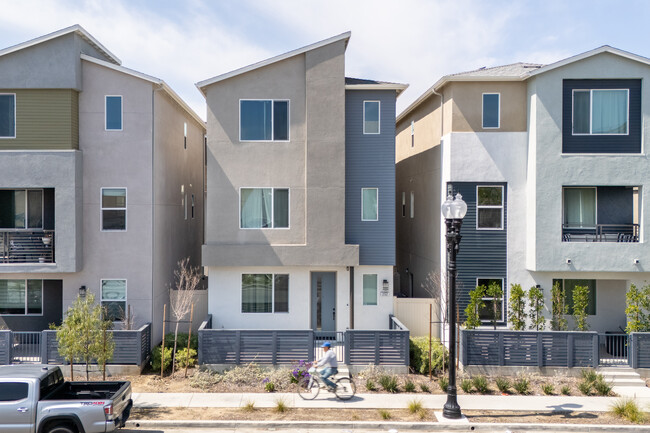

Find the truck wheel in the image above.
[{"left": 47, "top": 424, "right": 76, "bottom": 433}]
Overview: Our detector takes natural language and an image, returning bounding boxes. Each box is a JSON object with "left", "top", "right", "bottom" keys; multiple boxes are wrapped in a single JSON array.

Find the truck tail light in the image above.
[{"left": 104, "top": 404, "right": 113, "bottom": 419}]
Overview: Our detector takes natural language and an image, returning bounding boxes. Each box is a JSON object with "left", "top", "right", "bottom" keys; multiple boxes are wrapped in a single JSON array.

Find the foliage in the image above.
[
  {"left": 464, "top": 285, "right": 485, "bottom": 329},
  {"left": 561, "top": 385, "right": 571, "bottom": 396},
  {"left": 379, "top": 409, "right": 391, "bottom": 420},
  {"left": 625, "top": 283, "right": 650, "bottom": 333},
  {"left": 580, "top": 369, "right": 611, "bottom": 396},
  {"left": 472, "top": 375, "right": 489, "bottom": 394},
  {"left": 508, "top": 283, "right": 527, "bottom": 331},
  {"left": 163, "top": 332, "right": 198, "bottom": 351},
  {"left": 378, "top": 375, "right": 399, "bottom": 393},
  {"left": 611, "top": 398, "right": 646, "bottom": 424},
  {"left": 528, "top": 285, "right": 546, "bottom": 330},
  {"left": 594, "top": 378, "right": 612, "bottom": 396},
  {"left": 551, "top": 281, "right": 568, "bottom": 331},
  {"left": 438, "top": 376, "right": 448, "bottom": 391},
  {"left": 242, "top": 400, "right": 255, "bottom": 412},
  {"left": 581, "top": 368, "right": 598, "bottom": 383},
  {"left": 495, "top": 377, "right": 510, "bottom": 394},
  {"left": 274, "top": 398, "right": 288, "bottom": 413},
  {"left": 175, "top": 347, "right": 197, "bottom": 369},
  {"left": 221, "top": 363, "right": 265, "bottom": 385},
  {"left": 263, "top": 378, "right": 276, "bottom": 393},
  {"left": 151, "top": 345, "right": 173, "bottom": 372},
  {"left": 189, "top": 369, "right": 222, "bottom": 389},
  {"left": 404, "top": 380, "right": 416, "bottom": 393},
  {"left": 289, "top": 360, "right": 310, "bottom": 384},
  {"left": 513, "top": 376, "right": 530, "bottom": 395},
  {"left": 365, "top": 379, "right": 376, "bottom": 391},
  {"left": 407, "top": 399, "right": 423, "bottom": 414},
  {"left": 486, "top": 281, "right": 503, "bottom": 329},
  {"left": 419, "top": 383, "right": 431, "bottom": 393},
  {"left": 54, "top": 294, "right": 114, "bottom": 380},
  {"left": 409, "top": 337, "right": 448, "bottom": 375},
  {"left": 357, "top": 365, "right": 386, "bottom": 382},
  {"left": 460, "top": 379, "right": 473, "bottom": 393},
  {"left": 542, "top": 383, "right": 555, "bottom": 395},
  {"left": 578, "top": 381, "right": 592, "bottom": 396},
  {"left": 572, "top": 285, "right": 590, "bottom": 331}
]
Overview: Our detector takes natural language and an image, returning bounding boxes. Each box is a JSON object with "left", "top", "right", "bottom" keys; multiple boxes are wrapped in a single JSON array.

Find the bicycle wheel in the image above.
[
  {"left": 334, "top": 377, "right": 356, "bottom": 400},
  {"left": 297, "top": 376, "right": 320, "bottom": 400}
]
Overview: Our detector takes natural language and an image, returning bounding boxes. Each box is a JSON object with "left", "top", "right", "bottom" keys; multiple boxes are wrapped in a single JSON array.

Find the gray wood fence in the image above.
[
  {"left": 0, "top": 331, "right": 10, "bottom": 364},
  {"left": 629, "top": 333, "right": 650, "bottom": 368}
]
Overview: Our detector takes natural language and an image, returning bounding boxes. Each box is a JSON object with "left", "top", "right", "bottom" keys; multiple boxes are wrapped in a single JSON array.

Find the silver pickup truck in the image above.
[{"left": 0, "top": 364, "right": 132, "bottom": 433}]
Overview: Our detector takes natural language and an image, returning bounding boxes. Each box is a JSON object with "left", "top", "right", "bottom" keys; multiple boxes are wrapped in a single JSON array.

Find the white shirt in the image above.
[{"left": 317, "top": 349, "right": 338, "bottom": 368}]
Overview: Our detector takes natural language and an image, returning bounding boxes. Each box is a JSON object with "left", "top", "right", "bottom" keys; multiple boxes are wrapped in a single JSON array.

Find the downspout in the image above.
[
  {"left": 152, "top": 83, "right": 164, "bottom": 341},
  {"left": 349, "top": 266, "right": 354, "bottom": 329}
]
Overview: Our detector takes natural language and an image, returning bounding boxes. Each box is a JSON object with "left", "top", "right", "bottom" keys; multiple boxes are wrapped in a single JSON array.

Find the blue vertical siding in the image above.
[
  {"left": 449, "top": 182, "right": 507, "bottom": 323},
  {"left": 345, "top": 90, "right": 396, "bottom": 266}
]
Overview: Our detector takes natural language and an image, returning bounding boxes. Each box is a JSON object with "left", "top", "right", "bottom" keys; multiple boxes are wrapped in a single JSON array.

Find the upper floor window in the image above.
[
  {"left": 402, "top": 192, "right": 406, "bottom": 217},
  {"left": 482, "top": 93, "right": 500, "bottom": 128},
  {"left": 410, "top": 120, "right": 415, "bottom": 147},
  {"left": 362, "top": 188, "right": 378, "bottom": 221},
  {"left": 477, "top": 186, "right": 503, "bottom": 229},
  {"left": 410, "top": 191, "right": 414, "bottom": 218},
  {"left": 0, "top": 279, "right": 42, "bottom": 315},
  {"left": 240, "top": 100, "right": 289, "bottom": 141},
  {"left": 101, "top": 279, "right": 126, "bottom": 321},
  {"left": 105, "top": 96, "right": 122, "bottom": 131},
  {"left": 184, "top": 122, "right": 188, "bottom": 149},
  {"left": 363, "top": 101, "right": 380, "bottom": 134},
  {"left": 240, "top": 188, "right": 289, "bottom": 228},
  {"left": 0, "top": 189, "right": 42, "bottom": 229},
  {"left": 0, "top": 94, "right": 16, "bottom": 138},
  {"left": 573, "top": 89, "right": 628, "bottom": 135},
  {"left": 101, "top": 188, "right": 127, "bottom": 231}
]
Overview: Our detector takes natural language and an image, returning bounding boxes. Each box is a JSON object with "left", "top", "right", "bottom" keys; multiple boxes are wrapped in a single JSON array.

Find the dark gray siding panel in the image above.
[
  {"left": 345, "top": 90, "right": 396, "bottom": 265},
  {"left": 449, "top": 182, "right": 507, "bottom": 323},
  {"left": 597, "top": 186, "right": 633, "bottom": 225}
]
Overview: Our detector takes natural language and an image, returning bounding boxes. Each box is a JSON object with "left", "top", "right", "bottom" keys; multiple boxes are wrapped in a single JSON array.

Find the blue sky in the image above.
[{"left": 0, "top": 0, "right": 648, "bottom": 119}]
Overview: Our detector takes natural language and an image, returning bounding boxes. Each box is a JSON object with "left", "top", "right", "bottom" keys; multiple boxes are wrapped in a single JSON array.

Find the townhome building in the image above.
[
  {"left": 198, "top": 33, "right": 406, "bottom": 331},
  {"left": 0, "top": 25, "right": 205, "bottom": 344},
  {"left": 396, "top": 46, "right": 650, "bottom": 334}
]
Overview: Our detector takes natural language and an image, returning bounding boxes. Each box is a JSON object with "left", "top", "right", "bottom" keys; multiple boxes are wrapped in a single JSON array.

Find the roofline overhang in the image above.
[{"left": 345, "top": 83, "right": 409, "bottom": 96}]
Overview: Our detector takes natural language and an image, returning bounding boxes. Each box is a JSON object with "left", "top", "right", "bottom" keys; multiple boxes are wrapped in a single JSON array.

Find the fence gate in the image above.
[
  {"left": 314, "top": 331, "right": 344, "bottom": 363},
  {"left": 598, "top": 333, "right": 628, "bottom": 366},
  {"left": 12, "top": 332, "right": 42, "bottom": 363}
]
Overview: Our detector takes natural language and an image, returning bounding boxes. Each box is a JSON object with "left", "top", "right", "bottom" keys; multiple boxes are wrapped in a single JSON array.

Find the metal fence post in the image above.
[
  {"left": 629, "top": 333, "right": 636, "bottom": 369},
  {"left": 567, "top": 334, "right": 574, "bottom": 368},
  {"left": 592, "top": 333, "right": 599, "bottom": 368},
  {"left": 536, "top": 333, "right": 543, "bottom": 367},
  {"left": 404, "top": 331, "right": 410, "bottom": 367},
  {"left": 344, "top": 331, "right": 351, "bottom": 365},
  {"left": 374, "top": 333, "right": 380, "bottom": 365},
  {"left": 460, "top": 330, "right": 467, "bottom": 366},
  {"left": 308, "top": 330, "right": 314, "bottom": 363},
  {"left": 498, "top": 332, "right": 505, "bottom": 366},
  {"left": 235, "top": 331, "right": 241, "bottom": 365},
  {"left": 40, "top": 331, "right": 48, "bottom": 364},
  {"left": 272, "top": 332, "right": 278, "bottom": 365}
]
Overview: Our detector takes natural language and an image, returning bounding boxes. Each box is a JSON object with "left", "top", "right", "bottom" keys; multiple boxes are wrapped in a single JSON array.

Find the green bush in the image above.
[
  {"left": 150, "top": 345, "right": 173, "bottom": 372},
  {"left": 404, "top": 380, "right": 416, "bottom": 393},
  {"left": 561, "top": 385, "right": 571, "bottom": 395},
  {"left": 495, "top": 377, "right": 510, "bottom": 394},
  {"left": 460, "top": 379, "right": 473, "bottom": 393},
  {"left": 264, "top": 380, "right": 276, "bottom": 393},
  {"left": 419, "top": 383, "right": 431, "bottom": 393},
  {"left": 472, "top": 375, "right": 489, "bottom": 394},
  {"left": 513, "top": 377, "right": 530, "bottom": 395},
  {"left": 409, "top": 337, "right": 448, "bottom": 375},
  {"left": 542, "top": 383, "right": 555, "bottom": 395},
  {"left": 365, "top": 379, "right": 376, "bottom": 391},
  {"left": 175, "top": 347, "right": 197, "bottom": 369},
  {"left": 163, "top": 332, "right": 198, "bottom": 351},
  {"left": 611, "top": 398, "right": 646, "bottom": 423},
  {"left": 578, "top": 381, "right": 592, "bottom": 395},
  {"left": 438, "top": 376, "right": 448, "bottom": 391},
  {"left": 379, "top": 375, "right": 399, "bottom": 393}
]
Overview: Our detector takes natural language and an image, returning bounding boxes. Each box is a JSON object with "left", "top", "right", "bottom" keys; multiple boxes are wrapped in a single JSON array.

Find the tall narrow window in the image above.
[
  {"left": 477, "top": 186, "right": 503, "bottom": 229},
  {"left": 0, "top": 94, "right": 16, "bottom": 138},
  {"left": 184, "top": 122, "right": 187, "bottom": 149},
  {"left": 573, "top": 89, "right": 628, "bottom": 135},
  {"left": 363, "top": 274, "right": 378, "bottom": 306},
  {"left": 563, "top": 187, "right": 596, "bottom": 228},
  {"left": 482, "top": 93, "right": 500, "bottom": 128},
  {"left": 410, "top": 192, "right": 414, "bottom": 218},
  {"left": 240, "top": 100, "right": 289, "bottom": 141},
  {"left": 477, "top": 278, "right": 504, "bottom": 322},
  {"left": 410, "top": 120, "right": 415, "bottom": 147},
  {"left": 101, "top": 279, "right": 126, "bottom": 321},
  {"left": 101, "top": 188, "right": 127, "bottom": 231},
  {"left": 402, "top": 192, "right": 406, "bottom": 217},
  {"left": 361, "top": 188, "right": 378, "bottom": 221},
  {"left": 240, "top": 188, "right": 289, "bottom": 228},
  {"left": 191, "top": 194, "right": 195, "bottom": 219},
  {"left": 105, "top": 96, "right": 123, "bottom": 131},
  {"left": 363, "top": 101, "right": 380, "bottom": 134}
]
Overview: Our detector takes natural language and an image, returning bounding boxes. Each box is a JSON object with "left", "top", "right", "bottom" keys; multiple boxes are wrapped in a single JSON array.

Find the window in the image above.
[
  {"left": 0, "top": 93, "right": 16, "bottom": 138},
  {"left": 573, "top": 89, "right": 628, "bottom": 135},
  {"left": 410, "top": 120, "right": 415, "bottom": 147},
  {"left": 410, "top": 191, "right": 414, "bottom": 218},
  {"left": 0, "top": 382, "right": 28, "bottom": 401},
  {"left": 191, "top": 194, "right": 195, "bottom": 219},
  {"left": 105, "top": 96, "right": 122, "bottom": 131},
  {"left": 363, "top": 101, "right": 380, "bottom": 134},
  {"left": 241, "top": 274, "right": 289, "bottom": 313},
  {"left": 101, "top": 279, "right": 126, "bottom": 321},
  {"left": 184, "top": 193, "right": 188, "bottom": 220},
  {"left": 361, "top": 188, "right": 378, "bottom": 221},
  {"left": 240, "top": 188, "right": 289, "bottom": 228},
  {"left": 482, "top": 93, "right": 500, "bottom": 128},
  {"left": 240, "top": 100, "right": 289, "bottom": 141},
  {"left": 402, "top": 192, "right": 406, "bottom": 217},
  {"left": 477, "top": 186, "right": 503, "bottom": 229},
  {"left": 563, "top": 187, "right": 596, "bottom": 228},
  {"left": 363, "top": 274, "right": 378, "bottom": 305},
  {"left": 184, "top": 122, "right": 187, "bottom": 149},
  {"left": 101, "top": 188, "right": 126, "bottom": 231},
  {"left": 477, "top": 278, "right": 504, "bottom": 322},
  {"left": 0, "top": 280, "right": 42, "bottom": 315},
  {"left": 553, "top": 279, "right": 596, "bottom": 315},
  {"left": 0, "top": 189, "right": 42, "bottom": 229}
]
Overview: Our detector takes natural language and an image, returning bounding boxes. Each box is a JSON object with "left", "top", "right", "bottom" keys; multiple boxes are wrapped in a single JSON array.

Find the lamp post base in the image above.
[{"left": 442, "top": 388, "right": 462, "bottom": 419}]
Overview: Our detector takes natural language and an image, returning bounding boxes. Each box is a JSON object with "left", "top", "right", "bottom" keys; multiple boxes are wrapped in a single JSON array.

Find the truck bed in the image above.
[{"left": 42, "top": 381, "right": 129, "bottom": 400}]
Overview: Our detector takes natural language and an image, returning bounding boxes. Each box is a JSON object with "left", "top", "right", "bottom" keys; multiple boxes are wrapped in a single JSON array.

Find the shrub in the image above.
[
  {"left": 150, "top": 345, "right": 173, "bottom": 372},
  {"left": 581, "top": 368, "right": 598, "bottom": 383},
  {"left": 551, "top": 281, "right": 568, "bottom": 331},
  {"left": 289, "top": 360, "right": 310, "bottom": 384},
  {"left": 379, "top": 375, "right": 399, "bottom": 393},
  {"left": 611, "top": 398, "right": 646, "bottom": 423},
  {"left": 542, "top": 383, "right": 555, "bottom": 395},
  {"left": 460, "top": 379, "right": 473, "bottom": 393},
  {"left": 242, "top": 400, "right": 255, "bottom": 412},
  {"left": 508, "top": 283, "right": 527, "bottom": 331},
  {"left": 163, "top": 332, "right": 198, "bottom": 351},
  {"left": 472, "top": 375, "right": 489, "bottom": 394},
  {"left": 438, "top": 376, "right": 448, "bottom": 391},
  {"left": 221, "top": 363, "right": 265, "bottom": 385},
  {"left": 572, "top": 285, "right": 590, "bottom": 331},
  {"left": 579, "top": 369, "right": 611, "bottom": 396},
  {"left": 594, "top": 379, "right": 612, "bottom": 396},
  {"left": 263, "top": 380, "right": 276, "bottom": 393},
  {"left": 365, "top": 379, "right": 376, "bottom": 391},
  {"left": 379, "top": 409, "right": 391, "bottom": 420},
  {"left": 274, "top": 398, "right": 288, "bottom": 413},
  {"left": 464, "top": 285, "right": 486, "bottom": 329},
  {"left": 528, "top": 284, "right": 546, "bottom": 330},
  {"left": 409, "top": 337, "right": 448, "bottom": 375},
  {"left": 495, "top": 377, "right": 511, "bottom": 394},
  {"left": 189, "top": 369, "right": 222, "bottom": 389},
  {"left": 175, "top": 347, "right": 197, "bottom": 369},
  {"left": 513, "top": 377, "right": 530, "bottom": 395},
  {"left": 404, "top": 380, "right": 416, "bottom": 393},
  {"left": 407, "top": 399, "right": 423, "bottom": 414},
  {"left": 561, "top": 385, "right": 571, "bottom": 395},
  {"left": 419, "top": 383, "right": 431, "bottom": 393},
  {"left": 578, "top": 381, "right": 592, "bottom": 396}
]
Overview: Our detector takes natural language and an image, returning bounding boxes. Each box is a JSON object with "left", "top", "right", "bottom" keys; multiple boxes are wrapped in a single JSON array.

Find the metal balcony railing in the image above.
[
  {"left": 562, "top": 224, "right": 639, "bottom": 243},
  {"left": 0, "top": 230, "right": 55, "bottom": 264}
]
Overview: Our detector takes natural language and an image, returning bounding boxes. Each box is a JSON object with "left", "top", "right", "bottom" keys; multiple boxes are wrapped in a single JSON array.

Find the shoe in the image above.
[{"left": 327, "top": 386, "right": 336, "bottom": 392}]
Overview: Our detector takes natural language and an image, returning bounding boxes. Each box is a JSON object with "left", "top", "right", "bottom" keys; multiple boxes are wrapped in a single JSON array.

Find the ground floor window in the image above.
[
  {"left": 242, "top": 274, "right": 289, "bottom": 313},
  {"left": 477, "top": 278, "right": 504, "bottom": 322},
  {"left": 101, "top": 279, "right": 127, "bottom": 321},
  {"left": 553, "top": 279, "right": 596, "bottom": 315},
  {"left": 0, "top": 279, "right": 42, "bottom": 315},
  {"left": 363, "top": 274, "right": 378, "bottom": 305}
]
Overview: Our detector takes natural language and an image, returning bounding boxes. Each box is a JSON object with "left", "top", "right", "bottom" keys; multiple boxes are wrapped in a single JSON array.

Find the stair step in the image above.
[{"left": 609, "top": 379, "right": 647, "bottom": 387}]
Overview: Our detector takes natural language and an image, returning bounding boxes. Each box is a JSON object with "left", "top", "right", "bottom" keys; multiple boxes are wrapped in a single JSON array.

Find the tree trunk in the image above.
[
  {"left": 172, "top": 321, "right": 179, "bottom": 378},
  {"left": 70, "top": 359, "right": 74, "bottom": 381}
]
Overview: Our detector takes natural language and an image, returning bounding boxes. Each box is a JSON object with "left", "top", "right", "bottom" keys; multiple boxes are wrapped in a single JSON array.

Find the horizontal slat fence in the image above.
[
  {"left": 0, "top": 331, "right": 11, "bottom": 364},
  {"left": 630, "top": 333, "right": 650, "bottom": 368},
  {"left": 345, "top": 330, "right": 409, "bottom": 365},
  {"left": 462, "top": 329, "right": 599, "bottom": 368}
]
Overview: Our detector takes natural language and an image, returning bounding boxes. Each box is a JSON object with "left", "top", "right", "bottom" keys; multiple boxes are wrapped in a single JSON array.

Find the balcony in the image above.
[
  {"left": 0, "top": 230, "right": 55, "bottom": 264},
  {"left": 562, "top": 224, "right": 639, "bottom": 243}
]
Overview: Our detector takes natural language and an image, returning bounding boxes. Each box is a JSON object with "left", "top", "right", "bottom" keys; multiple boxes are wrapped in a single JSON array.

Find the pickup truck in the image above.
[{"left": 0, "top": 364, "right": 132, "bottom": 433}]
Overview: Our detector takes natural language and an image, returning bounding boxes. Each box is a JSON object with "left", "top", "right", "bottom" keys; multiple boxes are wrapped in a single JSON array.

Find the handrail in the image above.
[
  {"left": 562, "top": 223, "right": 639, "bottom": 242},
  {"left": 389, "top": 314, "right": 409, "bottom": 331}
]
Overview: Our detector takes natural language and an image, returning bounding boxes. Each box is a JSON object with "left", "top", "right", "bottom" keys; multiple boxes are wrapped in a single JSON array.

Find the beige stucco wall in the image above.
[{"left": 396, "top": 93, "right": 442, "bottom": 163}]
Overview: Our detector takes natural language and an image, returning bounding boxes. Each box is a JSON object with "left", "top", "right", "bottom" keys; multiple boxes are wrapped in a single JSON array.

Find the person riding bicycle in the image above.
[{"left": 316, "top": 341, "right": 338, "bottom": 391}]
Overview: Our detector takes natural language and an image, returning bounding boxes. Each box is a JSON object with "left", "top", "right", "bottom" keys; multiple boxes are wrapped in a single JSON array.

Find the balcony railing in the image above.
[
  {"left": 562, "top": 224, "right": 639, "bottom": 243},
  {"left": 0, "top": 230, "right": 55, "bottom": 264}
]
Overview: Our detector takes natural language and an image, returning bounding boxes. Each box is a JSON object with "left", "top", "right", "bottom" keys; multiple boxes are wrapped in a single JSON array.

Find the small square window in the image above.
[
  {"left": 363, "top": 274, "right": 378, "bottom": 305},
  {"left": 105, "top": 96, "right": 122, "bottom": 131},
  {"left": 482, "top": 93, "right": 500, "bottom": 128},
  {"left": 477, "top": 186, "right": 503, "bottom": 229},
  {"left": 101, "top": 279, "right": 126, "bottom": 321},
  {"left": 362, "top": 188, "right": 378, "bottom": 221},
  {"left": 0, "top": 94, "right": 16, "bottom": 138},
  {"left": 363, "top": 101, "right": 380, "bottom": 134},
  {"left": 101, "top": 188, "right": 127, "bottom": 231}
]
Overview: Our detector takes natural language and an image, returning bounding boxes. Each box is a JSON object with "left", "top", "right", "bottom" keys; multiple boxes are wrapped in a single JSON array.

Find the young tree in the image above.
[
  {"left": 625, "top": 283, "right": 650, "bottom": 333},
  {"left": 508, "top": 283, "right": 527, "bottom": 331},
  {"left": 528, "top": 285, "right": 546, "bottom": 331},
  {"left": 54, "top": 294, "right": 114, "bottom": 380},
  {"left": 464, "top": 285, "right": 485, "bottom": 330},
  {"left": 169, "top": 257, "right": 202, "bottom": 376},
  {"left": 486, "top": 281, "right": 503, "bottom": 330},
  {"left": 551, "top": 281, "right": 568, "bottom": 331},
  {"left": 572, "top": 285, "right": 590, "bottom": 331}
]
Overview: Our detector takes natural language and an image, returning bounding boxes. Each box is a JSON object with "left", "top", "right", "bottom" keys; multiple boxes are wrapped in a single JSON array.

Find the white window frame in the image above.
[
  {"left": 239, "top": 187, "right": 290, "bottom": 229},
  {"left": 562, "top": 186, "right": 598, "bottom": 229},
  {"left": 240, "top": 273, "right": 289, "bottom": 314},
  {"left": 571, "top": 88, "right": 629, "bottom": 136},
  {"left": 482, "top": 93, "right": 500, "bottom": 129},
  {"left": 476, "top": 185, "right": 504, "bottom": 231},
  {"left": 100, "top": 279, "right": 127, "bottom": 322},
  {"left": 100, "top": 187, "right": 127, "bottom": 232},
  {"left": 410, "top": 191, "right": 414, "bottom": 219},
  {"left": 362, "top": 274, "right": 378, "bottom": 306},
  {"left": 239, "top": 99, "right": 290, "bottom": 142},
  {"left": 476, "top": 277, "right": 505, "bottom": 324},
  {"left": 105, "top": 95, "right": 123, "bottom": 131},
  {"left": 0, "top": 93, "right": 16, "bottom": 139},
  {"left": 363, "top": 100, "right": 381, "bottom": 135},
  {"left": 0, "top": 279, "right": 43, "bottom": 316},
  {"left": 361, "top": 188, "right": 379, "bottom": 221}
]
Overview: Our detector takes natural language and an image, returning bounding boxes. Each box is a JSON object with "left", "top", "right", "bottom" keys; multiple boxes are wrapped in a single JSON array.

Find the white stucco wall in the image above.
[{"left": 353, "top": 265, "right": 394, "bottom": 330}]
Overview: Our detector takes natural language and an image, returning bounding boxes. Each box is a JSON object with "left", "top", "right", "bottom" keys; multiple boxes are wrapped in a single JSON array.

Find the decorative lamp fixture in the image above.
[
  {"left": 79, "top": 286, "right": 87, "bottom": 297},
  {"left": 382, "top": 279, "right": 389, "bottom": 290}
]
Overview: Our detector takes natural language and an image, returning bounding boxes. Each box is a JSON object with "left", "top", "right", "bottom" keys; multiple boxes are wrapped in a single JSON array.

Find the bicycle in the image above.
[{"left": 297, "top": 365, "right": 356, "bottom": 400}]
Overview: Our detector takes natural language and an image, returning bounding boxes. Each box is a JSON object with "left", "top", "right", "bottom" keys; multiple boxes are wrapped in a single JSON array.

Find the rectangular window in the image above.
[
  {"left": 563, "top": 187, "right": 596, "bottom": 228},
  {"left": 240, "top": 188, "right": 289, "bottom": 228},
  {"left": 0, "top": 94, "right": 16, "bottom": 138},
  {"left": 363, "top": 274, "right": 378, "bottom": 306},
  {"left": 105, "top": 96, "right": 123, "bottom": 131},
  {"left": 0, "top": 189, "right": 43, "bottom": 229},
  {"left": 410, "top": 191, "right": 414, "bottom": 218},
  {"left": 184, "top": 122, "right": 187, "bottom": 149},
  {"left": 101, "top": 279, "right": 126, "bottom": 321},
  {"left": 482, "top": 93, "right": 500, "bottom": 128},
  {"left": 402, "top": 192, "right": 406, "bottom": 217},
  {"left": 240, "top": 100, "right": 289, "bottom": 141},
  {"left": 573, "top": 89, "right": 628, "bottom": 135},
  {"left": 477, "top": 278, "right": 504, "bottom": 322},
  {"left": 363, "top": 101, "right": 380, "bottom": 134},
  {"left": 101, "top": 188, "right": 127, "bottom": 231},
  {"left": 361, "top": 188, "right": 378, "bottom": 221},
  {"left": 411, "top": 120, "right": 415, "bottom": 147},
  {"left": 0, "top": 279, "right": 42, "bottom": 315},
  {"left": 477, "top": 185, "right": 503, "bottom": 229},
  {"left": 191, "top": 194, "right": 195, "bottom": 219},
  {"left": 553, "top": 279, "right": 596, "bottom": 315},
  {"left": 242, "top": 274, "right": 289, "bottom": 313}
]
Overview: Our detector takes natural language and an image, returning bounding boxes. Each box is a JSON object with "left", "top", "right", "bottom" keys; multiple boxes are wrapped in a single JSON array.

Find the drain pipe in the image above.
[{"left": 349, "top": 266, "right": 354, "bottom": 329}]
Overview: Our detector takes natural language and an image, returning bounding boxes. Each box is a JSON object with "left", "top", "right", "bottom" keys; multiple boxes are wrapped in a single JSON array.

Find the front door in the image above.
[{"left": 311, "top": 272, "right": 336, "bottom": 332}]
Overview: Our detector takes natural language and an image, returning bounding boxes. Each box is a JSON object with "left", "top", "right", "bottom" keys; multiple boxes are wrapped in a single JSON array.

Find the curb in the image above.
[{"left": 126, "top": 419, "right": 649, "bottom": 432}]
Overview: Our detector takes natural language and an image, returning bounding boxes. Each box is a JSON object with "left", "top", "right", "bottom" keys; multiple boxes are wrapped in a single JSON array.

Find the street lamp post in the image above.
[{"left": 441, "top": 193, "right": 467, "bottom": 419}]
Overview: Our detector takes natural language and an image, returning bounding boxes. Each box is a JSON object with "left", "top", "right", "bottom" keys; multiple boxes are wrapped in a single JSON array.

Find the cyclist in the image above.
[{"left": 316, "top": 341, "right": 338, "bottom": 391}]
